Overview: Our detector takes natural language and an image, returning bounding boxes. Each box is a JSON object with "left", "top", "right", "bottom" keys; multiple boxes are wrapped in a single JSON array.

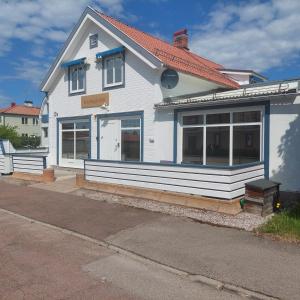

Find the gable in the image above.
[
  {"left": 41, "top": 6, "right": 238, "bottom": 92},
  {"left": 40, "top": 7, "right": 162, "bottom": 92}
]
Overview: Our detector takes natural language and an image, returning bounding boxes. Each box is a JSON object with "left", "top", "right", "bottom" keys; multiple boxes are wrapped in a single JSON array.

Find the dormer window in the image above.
[
  {"left": 89, "top": 34, "right": 98, "bottom": 49},
  {"left": 103, "top": 54, "right": 124, "bottom": 89},
  {"left": 69, "top": 64, "right": 85, "bottom": 94}
]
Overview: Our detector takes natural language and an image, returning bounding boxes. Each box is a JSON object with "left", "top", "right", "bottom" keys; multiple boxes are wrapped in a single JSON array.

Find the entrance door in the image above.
[
  {"left": 99, "top": 116, "right": 142, "bottom": 161},
  {"left": 60, "top": 119, "right": 90, "bottom": 168},
  {"left": 100, "top": 119, "right": 121, "bottom": 160}
]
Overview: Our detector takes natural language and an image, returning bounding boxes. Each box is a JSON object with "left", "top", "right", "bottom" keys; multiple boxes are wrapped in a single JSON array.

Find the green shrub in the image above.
[{"left": 0, "top": 125, "right": 22, "bottom": 148}]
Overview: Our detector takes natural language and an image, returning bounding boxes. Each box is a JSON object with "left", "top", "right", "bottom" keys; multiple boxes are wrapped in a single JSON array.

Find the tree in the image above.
[{"left": 0, "top": 125, "right": 22, "bottom": 148}]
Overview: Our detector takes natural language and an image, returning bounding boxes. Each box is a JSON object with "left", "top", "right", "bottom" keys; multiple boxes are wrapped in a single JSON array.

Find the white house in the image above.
[{"left": 40, "top": 6, "right": 300, "bottom": 200}]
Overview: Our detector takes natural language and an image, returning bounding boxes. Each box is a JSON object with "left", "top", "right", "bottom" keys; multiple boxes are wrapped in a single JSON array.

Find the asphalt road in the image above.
[
  {"left": 0, "top": 210, "right": 240, "bottom": 300},
  {"left": 0, "top": 180, "right": 299, "bottom": 299}
]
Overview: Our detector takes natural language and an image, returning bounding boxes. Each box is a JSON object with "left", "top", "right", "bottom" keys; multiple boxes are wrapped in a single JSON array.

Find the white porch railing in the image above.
[
  {"left": 84, "top": 160, "right": 265, "bottom": 199},
  {"left": 12, "top": 154, "right": 47, "bottom": 175}
]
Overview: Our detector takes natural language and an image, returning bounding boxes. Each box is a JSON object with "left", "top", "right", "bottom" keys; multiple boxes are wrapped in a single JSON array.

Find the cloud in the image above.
[
  {"left": 0, "top": 0, "right": 125, "bottom": 88},
  {"left": 190, "top": 0, "right": 300, "bottom": 72},
  {"left": 0, "top": 92, "right": 12, "bottom": 106}
]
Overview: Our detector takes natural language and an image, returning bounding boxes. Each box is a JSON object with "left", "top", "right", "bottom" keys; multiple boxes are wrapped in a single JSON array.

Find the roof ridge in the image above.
[
  {"left": 96, "top": 10, "right": 222, "bottom": 69},
  {"left": 96, "top": 10, "right": 172, "bottom": 45}
]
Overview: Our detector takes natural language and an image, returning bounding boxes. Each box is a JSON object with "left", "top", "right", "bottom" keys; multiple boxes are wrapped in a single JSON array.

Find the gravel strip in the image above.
[{"left": 73, "top": 189, "right": 266, "bottom": 231}]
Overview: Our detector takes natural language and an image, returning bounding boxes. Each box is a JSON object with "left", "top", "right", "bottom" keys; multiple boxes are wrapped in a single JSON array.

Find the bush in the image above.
[
  {"left": 0, "top": 125, "right": 41, "bottom": 149},
  {"left": 0, "top": 125, "right": 22, "bottom": 148},
  {"left": 20, "top": 135, "right": 41, "bottom": 149}
]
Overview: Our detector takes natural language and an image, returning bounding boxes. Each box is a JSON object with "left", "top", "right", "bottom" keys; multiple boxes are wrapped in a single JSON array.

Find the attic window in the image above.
[{"left": 89, "top": 34, "right": 98, "bottom": 49}]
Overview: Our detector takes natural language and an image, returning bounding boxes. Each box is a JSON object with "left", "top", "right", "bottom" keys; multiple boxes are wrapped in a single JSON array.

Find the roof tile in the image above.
[
  {"left": 97, "top": 11, "right": 239, "bottom": 89},
  {"left": 0, "top": 105, "right": 40, "bottom": 116}
]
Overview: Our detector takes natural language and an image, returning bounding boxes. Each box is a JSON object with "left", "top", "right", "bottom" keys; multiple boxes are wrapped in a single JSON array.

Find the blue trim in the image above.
[
  {"left": 61, "top": 57, "right": 86, "bottom": 68},
  {"left": 0, "top": 140, "right": 5, "bottom": 155},
  {"left": 40, "top": 7, "right": 161, "bottom": 91},
  {"left": 85, "top": 158, "right": 264, "bottom": 171},
  {"left": 56, "top": 115, "right": 92, "bottom": 166},
  {"left": 173, "top": 101, "right": 270, "bottom": 171},
  {"left": 68, "top": 64, "right": 86, "bottom": 96},
  {"left": 96, "top": 46, "right": 125, "bottom": 59},
  {"left": 96, "top": 111, "right": 144, "bottom": 162},
  {"left": 41, "top": 114, "right": 49, "bottom": 123},
  {"left": 43, "top": 157, "right": 47, "bottom": 169},
  {"left": 173, "top": 112, "right": 178, "bottom": 163},
  {"left": 264, "top": 102, "right": 270, "bottom": 179},
  {"left": 11, "top": 154, "right": 48, "bottom": 158}
]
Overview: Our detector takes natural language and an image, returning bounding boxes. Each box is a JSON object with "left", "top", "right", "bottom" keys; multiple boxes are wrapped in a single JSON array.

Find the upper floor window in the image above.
[
  {"left": 89, "top": 34, "right": 98, "bottom": 49},
  {"left": 103, "top": 54, "right": 124, "bottom": 89},
  {"left": 22, "top": 117, "right": 28, "bottom": 125},
  {"left": 69, "top": 65, "right": 85, "bottom": 94},
  {"left": 33, "top": 118, "right": 39, "bottom": 125}
]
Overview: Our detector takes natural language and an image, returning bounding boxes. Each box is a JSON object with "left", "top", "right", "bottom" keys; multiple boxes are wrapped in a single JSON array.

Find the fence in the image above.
[
  {"left": 84, "top": 159, "right": 265, "bottom": 199},
  {"left": 12, "top": 154, "right": 47, "bottom": 175}
]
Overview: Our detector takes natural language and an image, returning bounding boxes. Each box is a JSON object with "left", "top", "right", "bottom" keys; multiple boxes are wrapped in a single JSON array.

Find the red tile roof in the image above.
[
  {"left": 97, "top": 11, "right": 239, "bottom": 89},
  {"left": 0, "top": 104, "right": 40, "bottom": 116}
]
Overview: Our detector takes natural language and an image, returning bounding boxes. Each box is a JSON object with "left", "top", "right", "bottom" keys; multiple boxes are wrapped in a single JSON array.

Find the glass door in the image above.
[{"left": 60, "top": 119, "right": 89, "bottom": 168}]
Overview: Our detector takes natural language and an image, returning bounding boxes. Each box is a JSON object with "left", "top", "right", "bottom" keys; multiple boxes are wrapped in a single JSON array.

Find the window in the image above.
[
  {"left": 104, "top": 54, "right": 124, "bottom": 88},
  {"left": 161, "top": 69, "right": 179, "bottom": 89},
  {"left": 182, "top": 127, "right": 203, "bottom": 164},
  {"left": 0, "top": 116, "right": 2, "bottom": 123},
  {"left": 22, "top": 133, "right": 28, "bottom": 137},
  {"left": 181, "top": 109, "right": 263, "bottom": 166},
  {"left": 121, "top": 118, "right": 141, "bottom": 161},
  {"left": 43, "top": 127, "right": 48, "bottom": 138},
  {"left": 61, "top": 120, "right": 90, "bottom": 160},
  {"left": 233, "top": 125, "right": 260, "bottom": 164},
  {"left": 69, "top": 65, "right": 85, "bottom": 94},
  {"left": 33, "top": 118, "right": 39, "bottom": 125},
  {"left": 22, "top": 117, "right": 28, "bottom": 124},
  {"left": 89, "top": 34, "right": 98, "bottom": 49}
]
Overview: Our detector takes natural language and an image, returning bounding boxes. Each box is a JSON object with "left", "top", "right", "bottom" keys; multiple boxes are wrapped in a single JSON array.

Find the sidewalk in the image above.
[{"left": 0, "top": 180, "right": 299, "bottom": 299}]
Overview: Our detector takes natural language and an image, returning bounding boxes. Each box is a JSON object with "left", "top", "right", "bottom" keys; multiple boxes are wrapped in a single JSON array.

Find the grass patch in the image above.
[{"left": 258, "top": 204, "right": 300, "bottom": 242}]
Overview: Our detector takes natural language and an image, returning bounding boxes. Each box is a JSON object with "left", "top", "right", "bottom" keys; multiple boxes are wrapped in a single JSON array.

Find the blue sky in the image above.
[{"left": 1, "top": 0, "right": 300, "bottom": 107}]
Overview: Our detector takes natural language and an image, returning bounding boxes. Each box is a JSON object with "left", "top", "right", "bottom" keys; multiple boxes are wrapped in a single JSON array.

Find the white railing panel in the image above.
[{"left": 84, "top": 160, "right": 265, "bottom": 199}]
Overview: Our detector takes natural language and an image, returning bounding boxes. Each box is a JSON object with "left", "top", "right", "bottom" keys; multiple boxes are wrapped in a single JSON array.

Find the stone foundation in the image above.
[
  {"left": 76, "top": 174, "right": 242, "bottom": 215},
  {"left": 12, "top": 168, "right": 55, "bottom": 183}
]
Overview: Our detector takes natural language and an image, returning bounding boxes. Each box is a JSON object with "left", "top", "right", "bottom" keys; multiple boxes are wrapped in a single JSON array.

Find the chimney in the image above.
[
  {"left": 173, "top": 29, "right": 189, "bottom": 50},
  {"left": 24, "top": 100, "right": 33, "bottom": 107},
  {"left": 11, "top": 102, "right": 16, "bottom": 107}
]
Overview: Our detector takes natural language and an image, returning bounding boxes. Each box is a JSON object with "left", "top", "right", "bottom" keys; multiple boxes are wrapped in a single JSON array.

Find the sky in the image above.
[{"left": 1, "top": 0, "right": 300, "bottom": 107}]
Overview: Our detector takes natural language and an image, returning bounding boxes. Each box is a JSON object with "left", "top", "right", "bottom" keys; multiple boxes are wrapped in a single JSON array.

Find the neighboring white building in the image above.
[
  {"left": 0, "top": 101, "right": 41, "bottom": 138},
  {"left": 40, "top": 7, "right": 300, "bottom": 198}
]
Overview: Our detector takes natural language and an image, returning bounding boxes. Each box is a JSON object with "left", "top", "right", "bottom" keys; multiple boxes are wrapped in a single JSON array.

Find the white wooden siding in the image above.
[
  {"left": 0, "top": 142, "right": 4, "bottom": 174},
  {"left": 12, "top": 155, "right": 46, "bottom": 175},
  {"left": 84, "top": 160, "right": 264, "bottom": 199}
]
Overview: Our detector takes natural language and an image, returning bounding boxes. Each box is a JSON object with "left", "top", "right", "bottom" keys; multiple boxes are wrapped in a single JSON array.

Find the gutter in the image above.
[{"left": 154, "top": 92, "right": 300, "bottom": 110}]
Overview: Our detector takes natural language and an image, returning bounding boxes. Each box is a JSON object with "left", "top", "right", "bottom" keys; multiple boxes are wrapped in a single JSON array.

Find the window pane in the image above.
[
  {"left": 206, "top": 113, "right": 230, "bottom": 124},
  {"left": 206, "top": 127, "right": 230, "bottom": 165},
  {"left": 115, "top": 57, "right": 123, "bottom": 83},
  {"left": 75, "top": 131, "right": 89, "bottom": 159},
  {"left": 106, "top": 59, "right": 114, "bottom": 84},
  {"left": 121, "top": 129, "right": 140, "bottom": 161},
  {"left": 233, "top": 125, "right": 260, "bottom": 164},
  {"left": 78, "top": 66, "right": 84, "bottom": 90},
  {"left": 62, "top": 131, "right": 74, "bottom": 159},
  {"left": 182, "top": 115, "right": 203, "bottom": 126},
  {"left": 121, "top": 119, "right": 140, "bottom": 128},
  {"left": 71, "top": 68, "right": 77, "bottom": 91},
  {"left": 76, "top": 121, "right": 89, "bottom": 130},
  {"left": 62, "top": 123, "right": 74, "bottom": 130},
  {"left": 182, "top": 128, "right": 203, "bottom": 164},
  {"left": 233, "top": 111, "right": 261, "bottom": 123}
]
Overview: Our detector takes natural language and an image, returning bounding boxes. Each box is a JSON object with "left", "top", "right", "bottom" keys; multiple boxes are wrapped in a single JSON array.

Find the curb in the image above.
[{"left": 0, "top": 208, "right": 279, "bottom": 300}]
